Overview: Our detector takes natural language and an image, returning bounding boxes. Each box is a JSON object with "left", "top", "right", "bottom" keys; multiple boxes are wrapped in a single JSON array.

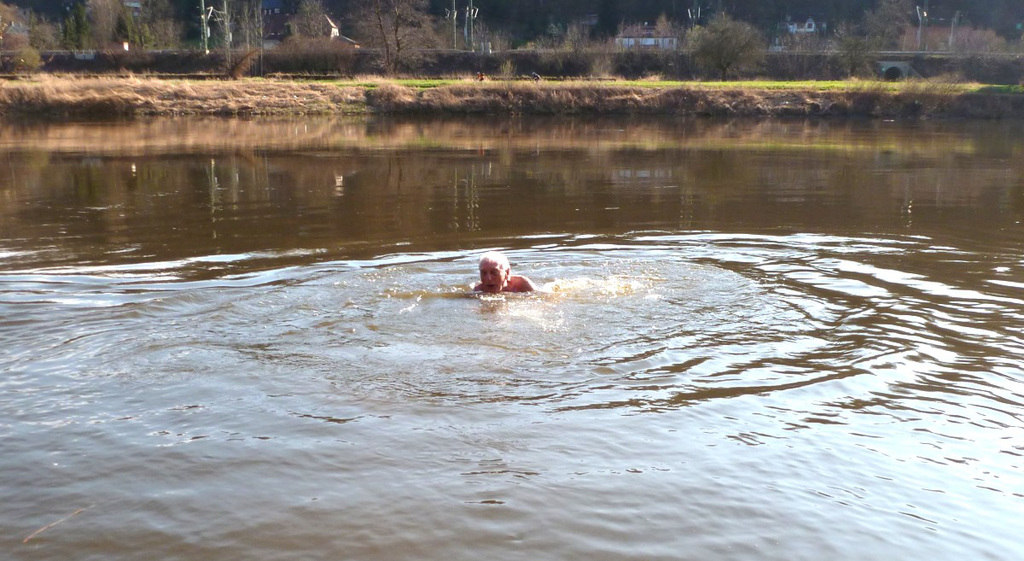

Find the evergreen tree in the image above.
[
  {"left": 115, "top": 6, "right": 154, "bottom": 48},
  {"left": 62, "top": 2, "right": 91, "bottom": 49},
  {"left": 115, "top": 9, "right": 135, "bottom": 43}
]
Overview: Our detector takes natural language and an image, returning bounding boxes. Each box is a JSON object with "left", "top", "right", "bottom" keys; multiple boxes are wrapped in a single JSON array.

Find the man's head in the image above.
[{"left": 478, "top": 252, "right": 511, "bottom": 293}]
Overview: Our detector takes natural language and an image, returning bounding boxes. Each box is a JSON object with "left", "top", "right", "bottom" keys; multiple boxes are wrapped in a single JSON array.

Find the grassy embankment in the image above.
[{"left": 1, "top": 75, "right": 1022, "bottom": 119}]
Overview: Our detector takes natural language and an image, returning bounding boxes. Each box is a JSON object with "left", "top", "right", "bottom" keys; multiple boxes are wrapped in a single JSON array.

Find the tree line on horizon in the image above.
[
  {"left": 4, "top": 0, "right": 1023, "bottom": 47},
  {"left": 2, "top": 0, "right": 1023, "bottom": 78}
]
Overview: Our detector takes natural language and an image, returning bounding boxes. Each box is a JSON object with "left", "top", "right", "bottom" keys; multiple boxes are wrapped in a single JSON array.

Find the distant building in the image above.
[
  {"left": 3, "top": 20, "right": 29, "bottom": 43},
  {"left": 325, "top": 15, "right": 360, "bottom": 47},
  {"left": 771, "top": 15, "right": 827, "bottom": 51},
  {"left": 779, "top": 16, "right": 825, "bottom": 35},
  {"left": 615, "top": 25, "right": 678, "bottom": 50},
  {"left": 262, "top": 0, "right": 285, "bottom": 16},
  {"left": 324, "top": 15, "right": 339, "bottom": 39},
  {"left": 261, "top": 0, "right": 359, "bottom": 48},
  {"left": 123, "top": 1, "right": 142, "bottom": 17},
  {"left": 262, "top": 0, "right": 289, "bottom": 45}
]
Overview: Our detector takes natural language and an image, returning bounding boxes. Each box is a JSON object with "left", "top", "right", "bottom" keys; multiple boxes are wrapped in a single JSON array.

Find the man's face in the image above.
[{"left": 478, "top": 260, "right": 509, "bottom": 293}]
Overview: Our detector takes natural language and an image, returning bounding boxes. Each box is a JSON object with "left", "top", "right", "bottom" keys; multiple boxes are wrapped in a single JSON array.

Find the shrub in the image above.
[
  {"left": 498, "top": 58, "right": 516, "bottom": 78},
  {"left": 12, "top": 46, "right": 43, "bottom": 73},
  {"left": 101, "top": 49, "right": 157, "bottom": 74},
  {"left": 833, "top": 23, "right": 874, "bottom": 78},
  {"left": 589, "top": 51, "right": 615, "bottom": 78},
  {"left": 687, "top": 14, "right": 766, "bottom": 80},
  {"left": 266, "top": 37, "right": 357, "bottom": 75},
  {"left": 952, "top": 27, "right": 1009, "bottom": 54}
]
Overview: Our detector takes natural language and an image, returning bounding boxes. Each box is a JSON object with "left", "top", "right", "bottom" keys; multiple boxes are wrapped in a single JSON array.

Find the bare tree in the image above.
[
  {"left": 834, "top": 22, "right": 873, "bottom": 77},
  {"left": 353, "top": 0, "right": 437, "bottom": 75},
  {"left": 562, "top": 21, "right": 589, "bottom": 56},
  {"left": 952, "top": 26, "right": 1010, "bottom": 54},
  {"left": 686, "top": 14, "right": 765, "bottom": 81},
  {"left": 141, "top": 0, "right": 183, "bottom": 49},
  {"left": 293, "top": 0, "right": 329, "bottom": 38},
  {"left": 0, "top": 2, "right": 18, "bottom": 27},
  {"left": 864, "top": 0, "right": 912, "bottom": 50},
  {"left": 654, "top": 13, "right": 683, "bottom": 42},
  {"left": 88, "top": 0, "right": 122, "bottom": 48},
  {"left": 235, "top": 0, "right": 264, "bottom": 50},
  {"left": 0, "top": 2, "right": 20, "bottom": 50},
  {"left": 28, "top": 13, "right": 62, "bottom": 50},
  {"left": 207, "top": 0, "right": 234, "bottom": 65}
]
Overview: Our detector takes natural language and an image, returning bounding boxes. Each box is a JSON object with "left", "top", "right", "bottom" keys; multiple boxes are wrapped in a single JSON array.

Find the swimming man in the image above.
[{"left": 473, "top": 251, "right": 538, "bottom": 293}]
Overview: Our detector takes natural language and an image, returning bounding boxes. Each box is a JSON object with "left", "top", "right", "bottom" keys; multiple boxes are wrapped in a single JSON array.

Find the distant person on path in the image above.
[{"left": 473, "top": 251, "right": 538, "bottom": 293}]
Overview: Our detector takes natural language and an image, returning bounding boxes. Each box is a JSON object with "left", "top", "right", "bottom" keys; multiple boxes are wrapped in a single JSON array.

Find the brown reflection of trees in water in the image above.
[
  {"left": 1, "top": 118, "right": 1006, "bottom": 156},
  {"left": 2, "top": 119, "right": 1022, "bottom": 263}
]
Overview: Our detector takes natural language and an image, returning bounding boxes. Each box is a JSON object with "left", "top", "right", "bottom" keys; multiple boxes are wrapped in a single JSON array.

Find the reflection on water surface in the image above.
[{"left": 2, "top": 117, "right": 1023, "bottom": 561}]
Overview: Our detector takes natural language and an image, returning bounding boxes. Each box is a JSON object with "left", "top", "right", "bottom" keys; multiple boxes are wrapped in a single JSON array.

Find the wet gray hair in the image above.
[{"left": 478, "top": 251, "right": 510, "bottom": 271}]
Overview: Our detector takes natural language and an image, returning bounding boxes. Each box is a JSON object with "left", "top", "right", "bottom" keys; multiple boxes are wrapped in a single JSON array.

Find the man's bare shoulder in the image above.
[{"left": 507, "top": 275, "right": 538, "bottom": 292}]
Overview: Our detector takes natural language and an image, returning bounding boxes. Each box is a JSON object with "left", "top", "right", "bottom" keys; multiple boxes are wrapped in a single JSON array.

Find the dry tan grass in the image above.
[
  {"left": 0, "top": 75, "right": 366, "bottom": 117},
  {"left": 0, "top": 75, "right": 1019, "bottom": 119},
  {"left": 399, "top": 81, "right": 795, "bottom": 116}
]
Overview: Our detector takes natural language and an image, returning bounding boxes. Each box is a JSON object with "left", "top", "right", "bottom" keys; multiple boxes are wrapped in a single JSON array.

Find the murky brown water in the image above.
[{"left": 2, "top": 117, "right": 1023, "bottom": 561}]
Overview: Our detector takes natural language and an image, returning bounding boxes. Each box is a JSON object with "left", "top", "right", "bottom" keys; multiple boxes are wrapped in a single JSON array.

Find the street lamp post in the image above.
[
  {"left": 446, "top": 0, "right": 457, "bottom": 49},
  {"left": 949, "top": 10, "right": 960, "bottom": 51},
  {"left": 915, "top": 1, "right": 929, "bottom": 51},
  {"left": 200, "top": 0, "right": 211, "bottom": 54},
  {"left": 465, "top": 0, "right": 479, "bottom": 51},
  {"left": 687, "top": 3, "right": 702, "bottom": 28}
]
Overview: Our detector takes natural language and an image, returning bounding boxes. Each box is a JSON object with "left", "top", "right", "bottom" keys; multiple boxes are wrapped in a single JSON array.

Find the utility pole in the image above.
[
  {"left": 217, "top": 0, "right": 232, "bottom": 66},
  {"left": 200, "top": 0, "right": 210, "bottom": 54},
  {"left": 923, "top": 0, "right": 930, "bottom": 50},
  {"left": 465, "top": 0, "right": 478, "bottom": 51},
  {"left": 949, "top": 10, "right": 960, "bottom": 51},
  {"left": 257, "top": 0, "right": 264, "bottom": 76},
  {"left": 687, "top": 1, "right": 702, "bottom": 28},
  {"left": 224, "top": 0, "right": 232, "bottom": 46},
  {"left": 915, "top": 0, "right": 929, "bottom": 51},
  {"left": 446, "top": 0, "right": 457, "bottom": 49}
]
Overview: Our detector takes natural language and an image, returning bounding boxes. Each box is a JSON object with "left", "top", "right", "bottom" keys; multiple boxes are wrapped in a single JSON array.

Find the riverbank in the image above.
[{"left": 1, "top": 76, "right": 1022, "bottom": 119}]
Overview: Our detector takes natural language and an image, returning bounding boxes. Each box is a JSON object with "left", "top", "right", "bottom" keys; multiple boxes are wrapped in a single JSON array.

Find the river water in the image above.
[{"left": 2, "top": 117, "right": 1023, "bottom": 561}]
